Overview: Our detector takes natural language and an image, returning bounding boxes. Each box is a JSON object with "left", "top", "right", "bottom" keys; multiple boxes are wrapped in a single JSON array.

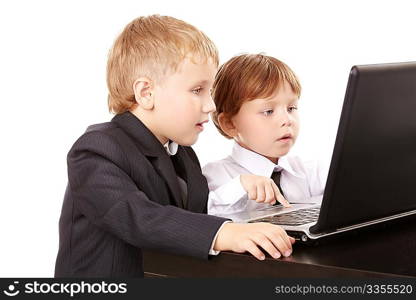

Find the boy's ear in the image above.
[
  {"left": 133, "top": 77, "right": 154, "bottom": 110},
  {"left": 218, "top": 113, "right": 238, "bottom": 138}
]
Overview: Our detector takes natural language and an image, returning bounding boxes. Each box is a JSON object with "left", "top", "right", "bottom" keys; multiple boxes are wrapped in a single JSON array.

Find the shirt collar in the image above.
[
  {"left": 230, "top": 142, "right": 304, "bottom": 178},
  {"left": 163, "top": 140, "right": 179, "bottom": 156}
]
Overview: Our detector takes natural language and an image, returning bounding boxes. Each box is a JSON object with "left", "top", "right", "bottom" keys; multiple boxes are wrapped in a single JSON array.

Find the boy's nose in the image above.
[
  {"left": 279, "top": 112, "right": 292, "bottom": 127},
  {"left": 203, "top": 95, "right": 216, "bottom": 113}
]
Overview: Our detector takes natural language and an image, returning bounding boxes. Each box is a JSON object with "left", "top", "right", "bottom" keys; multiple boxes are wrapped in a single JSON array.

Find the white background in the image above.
[{"left": 0, "top": 0, "right": 415, "bottom": 276}]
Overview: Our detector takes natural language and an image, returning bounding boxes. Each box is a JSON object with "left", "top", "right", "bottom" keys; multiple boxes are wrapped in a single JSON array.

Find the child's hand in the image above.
[
  {"left": 240, "top": 174, "right": 290, "bottom": 207},
  {"left": 214, "top": 222, "right": 296, "bottom": 260}
]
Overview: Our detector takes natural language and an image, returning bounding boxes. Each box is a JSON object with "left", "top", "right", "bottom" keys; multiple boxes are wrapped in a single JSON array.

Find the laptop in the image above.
[{"left": 216, "top": 61, "right": 416, "bottom": 242}]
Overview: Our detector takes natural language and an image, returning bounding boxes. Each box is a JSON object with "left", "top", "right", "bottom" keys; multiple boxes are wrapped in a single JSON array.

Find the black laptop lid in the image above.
[{"left": 311, "top": 62, "right": 416, "bottom": 234}]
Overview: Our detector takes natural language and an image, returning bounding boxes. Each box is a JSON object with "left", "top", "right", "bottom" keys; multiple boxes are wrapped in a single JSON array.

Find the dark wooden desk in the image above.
[{"left": 143, "top": 214, "right": 416, "bottom": 278}]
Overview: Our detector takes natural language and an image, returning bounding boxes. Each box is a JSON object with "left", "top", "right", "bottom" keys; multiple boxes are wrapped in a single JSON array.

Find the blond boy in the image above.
[{"left": 55, "top": 17, "right": 294, "bottom": 277}]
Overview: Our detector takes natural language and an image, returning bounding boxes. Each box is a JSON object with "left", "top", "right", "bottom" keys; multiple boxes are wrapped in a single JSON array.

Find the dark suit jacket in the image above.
[{"left": 55, "top": 112, "right": 227, "bottom": 277}]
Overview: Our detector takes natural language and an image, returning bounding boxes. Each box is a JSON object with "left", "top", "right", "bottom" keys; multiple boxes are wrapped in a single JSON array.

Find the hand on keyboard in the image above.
[
  {"left": 214, "top": 222, "right": 296, "bottom": 260},
  {"left": 240, "top": 174, "right": 291, "bottom": 207}
]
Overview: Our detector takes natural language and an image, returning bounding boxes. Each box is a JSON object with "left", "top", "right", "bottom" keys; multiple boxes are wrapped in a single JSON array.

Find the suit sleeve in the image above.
[{"left": 67, "top": 131, "right": 227, "bottom": 259}]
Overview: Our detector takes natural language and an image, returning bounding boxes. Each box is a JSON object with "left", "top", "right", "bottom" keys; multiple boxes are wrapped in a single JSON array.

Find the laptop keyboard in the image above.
[{"left": 248, "top": 207, "right": 320, "bottom": 226}]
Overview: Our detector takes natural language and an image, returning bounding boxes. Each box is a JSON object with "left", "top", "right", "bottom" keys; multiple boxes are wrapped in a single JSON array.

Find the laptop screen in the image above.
[{"left": 311, "top": 62, "right": 416, "bottom": 234}]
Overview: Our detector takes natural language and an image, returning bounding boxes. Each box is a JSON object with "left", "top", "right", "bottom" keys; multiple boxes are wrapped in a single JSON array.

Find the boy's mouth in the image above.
[
  {"left": 196, "top": 120, "right": 208, "bottom": 131},
  {"left": 277, "top": 133, "right": 293, "bottom": 142}
]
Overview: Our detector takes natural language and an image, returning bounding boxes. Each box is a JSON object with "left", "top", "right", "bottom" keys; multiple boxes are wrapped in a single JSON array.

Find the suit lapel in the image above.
[
  {"left": 112, "top": 112, "right": 184, "bottom": 208},
  {"left": 151, "top": 155, "right": 184, "bottom": 208},
  {"left": 172, "top": 147, "right": 208, "bottom": 213}
]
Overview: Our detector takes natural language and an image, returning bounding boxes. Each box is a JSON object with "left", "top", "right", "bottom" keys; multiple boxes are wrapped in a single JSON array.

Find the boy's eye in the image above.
[
  {"left": 262, "top": 110, "right": 274, "bottom": 116},
  {"left": 288, "top": 106, "right": 298, "bottom": 112},
  {"left": 192, "top": 87, "right": 203, "bottom": 94}
]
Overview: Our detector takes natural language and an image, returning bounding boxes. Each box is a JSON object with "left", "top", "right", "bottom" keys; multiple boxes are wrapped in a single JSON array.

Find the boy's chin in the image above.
[
  {"left": 263, "top": 149, "right": 291, "bottom": 160},
  {"left": 173, "top": 135, "right": 199, "bottom": 147}
]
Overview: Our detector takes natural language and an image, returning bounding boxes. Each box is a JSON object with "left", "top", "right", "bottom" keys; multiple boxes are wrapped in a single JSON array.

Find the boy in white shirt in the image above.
[{"left": 203, "top": 54, "right": 327, "bottom": 216}]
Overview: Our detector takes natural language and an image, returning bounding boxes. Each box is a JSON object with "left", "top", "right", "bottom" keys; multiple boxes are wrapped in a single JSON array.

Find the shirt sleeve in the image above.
[
  {"left": 207, "top": 176, "right": 249, "bottom": 215},
  {"left": 202, "top": 161, "right": 250, "bottom": 216}
]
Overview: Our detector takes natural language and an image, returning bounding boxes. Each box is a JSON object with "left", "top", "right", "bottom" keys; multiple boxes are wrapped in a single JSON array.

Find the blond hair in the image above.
[
  {"left": 107, "top": 15, "right": 219, "bottom": 114},
  {"left": 212, "top": 53, "right": 301, "bottom": 138}
]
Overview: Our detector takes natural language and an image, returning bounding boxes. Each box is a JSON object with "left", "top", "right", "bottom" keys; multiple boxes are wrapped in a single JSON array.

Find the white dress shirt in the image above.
[
  {"left": 163, "top": 140, "right": 179, "bottom": 155},
  {"left": 203, "top": 142, "right": 328, "bottom": 216},
  {"left": 163, "top": 141, "right": 227, "bottom": 255}
]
